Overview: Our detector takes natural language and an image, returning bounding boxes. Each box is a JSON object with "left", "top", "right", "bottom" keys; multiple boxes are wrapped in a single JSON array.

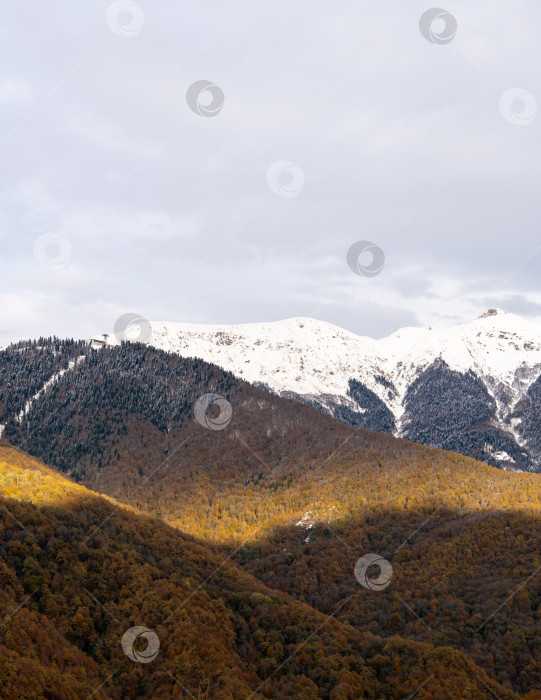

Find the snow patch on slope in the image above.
[{"left": 17, "top": 355, "right": 86, "bottom": 423}]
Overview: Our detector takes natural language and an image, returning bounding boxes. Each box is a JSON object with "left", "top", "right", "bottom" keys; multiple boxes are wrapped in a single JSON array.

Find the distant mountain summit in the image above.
[
  {"left": 478, "top": 307, "right": 506, "bottom": 318},
  {"left": 115, "top": 309, "right": 541, "bottom": 472}
]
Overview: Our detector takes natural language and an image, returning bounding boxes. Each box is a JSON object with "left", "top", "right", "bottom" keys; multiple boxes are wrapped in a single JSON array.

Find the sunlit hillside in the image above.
[
  {"left": 1, "top": 341, "right": 541, "bottom": 695},
  {"left": 2, "top": 445, "right": 530, "bottom": 699}
]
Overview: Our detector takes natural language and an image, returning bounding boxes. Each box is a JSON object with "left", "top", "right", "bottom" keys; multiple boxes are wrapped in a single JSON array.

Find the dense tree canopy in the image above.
[
  {"left": 0, "top": 340, "right": 540, "bottom": 696},
  {"left": 0, "top": 445, "right": 523, "bottom": 699}
]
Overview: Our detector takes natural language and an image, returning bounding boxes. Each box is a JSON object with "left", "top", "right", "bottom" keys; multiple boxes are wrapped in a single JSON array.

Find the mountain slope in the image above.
[
  {"left": 0, "top": 444, "right": 524, "bottom": 700},
  {"left": 0, "top": 339, "right": 540, "bottom": 693},
  {"left": 111, "top": 308, "right": 541, "bottom": 472}
]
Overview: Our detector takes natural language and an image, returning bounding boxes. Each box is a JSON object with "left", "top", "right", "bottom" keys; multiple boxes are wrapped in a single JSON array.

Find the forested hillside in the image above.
[
  {"left": 0, "top": 340, "right": 540, "bottom": 696},
  {"left": 0, "top": 338, "right": 88, "bottom": 422},
  {"left": 0, "top": 445, "right": 522, "bottom": 699}
]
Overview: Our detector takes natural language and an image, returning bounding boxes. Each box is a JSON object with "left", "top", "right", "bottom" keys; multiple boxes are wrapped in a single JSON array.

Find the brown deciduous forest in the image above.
[
  {"left": 0, "top": 445, "right": 533, "bottom": 699},
  {"left": 0, "top": 341, "right": 540, "bottom": 697}
]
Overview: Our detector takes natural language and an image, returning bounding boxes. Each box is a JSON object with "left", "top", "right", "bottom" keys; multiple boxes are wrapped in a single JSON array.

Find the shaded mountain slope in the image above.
[
  {"left": 0, "top": 445, "right": 521, "bottom": 700},
  {"left": 401, "top": 360, "right": 534, "bottom": 468}
]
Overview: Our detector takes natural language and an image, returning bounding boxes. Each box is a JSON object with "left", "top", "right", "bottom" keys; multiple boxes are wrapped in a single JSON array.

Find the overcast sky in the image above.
[{"left": 1, "top": 0, "right": 540, "bottom": 345}]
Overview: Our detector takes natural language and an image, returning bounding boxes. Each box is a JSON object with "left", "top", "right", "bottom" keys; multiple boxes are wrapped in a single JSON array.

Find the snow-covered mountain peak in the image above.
[
  {"left": 478, "top": 307, "right": 507, "bottom": 319},
  {"left": 102, "top": 309, "right": 541, "bottom": 394},
  {"left": 94, "top": 309, "right": 541, "bottom": 472}
]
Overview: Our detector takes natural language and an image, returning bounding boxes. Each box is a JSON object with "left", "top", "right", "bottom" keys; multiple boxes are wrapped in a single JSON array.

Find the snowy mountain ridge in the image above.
[
  {"left": 103, "top": 308, "right": 541, "bottom": 472},
  {"left": 120, "top": 309, "right": 539, "bottom": 410}
]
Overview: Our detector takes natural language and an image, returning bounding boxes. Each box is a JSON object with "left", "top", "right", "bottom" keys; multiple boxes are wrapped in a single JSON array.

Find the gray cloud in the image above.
[{"left": 0, "top": 0, "right": 540, "bottom": 345}]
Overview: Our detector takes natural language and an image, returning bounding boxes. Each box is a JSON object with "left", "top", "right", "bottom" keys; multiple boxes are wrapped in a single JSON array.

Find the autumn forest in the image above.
[{"left": 0, "top": 340, "right": 539, "bottom": 698}]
